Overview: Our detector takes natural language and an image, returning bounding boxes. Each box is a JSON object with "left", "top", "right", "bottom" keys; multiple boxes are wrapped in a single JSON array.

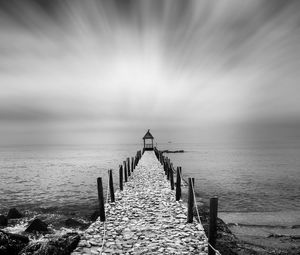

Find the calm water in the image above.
[
  {"left": 162, "top": 140, "right": 300, "bottom": 239},
  {"left": 162, "top": 141, "right": 300, "bottom": 213},
  {"left": 0, "top": 141, "right": 300, "bottom": 234},
  {"left": 0, "top": 144, "right": 141, "bottom": 220}
]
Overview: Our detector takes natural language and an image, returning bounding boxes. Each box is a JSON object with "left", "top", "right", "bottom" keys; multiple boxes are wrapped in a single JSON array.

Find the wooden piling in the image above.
[
  {"left": 136, "top": 150, "right": 141, "bottom": 163},
  {"left": 208, "top": 197, "right": 218, "bottom": 255},
  {"left": 187, "top": 177, "right": 195, "bottom": 223},
  {"left": 166, "top": 158, "right": 170, "bottom": 180},
  {"left": 131, "top": 157, "right": 134, "bottom": 172},
  {"left": 170, "top": 164, "right": 174, "bottom": 190},
  {"left": 109, "top": 169, "right": 115, "bottom": 203},
  {"left": 127, "top": 158, "right": 131, "bottom": 177},
  {"left": 176, "top": 167, "right": 181, "bottom": 201},
  {"left": 163, "top": 161, "right": 167, "bottom": 175},
  {"left": 124, "top": 161, "right": 128, "bottom": 182},
  {"left": 167, "top": 165, "right": 170, "bottom": 180},
  {"left": 97, "top": 177, "right": 105, "bottom": 222},
  {"left": 134, "top": 156, "right": 137, "bottom": 168},
  {"left": 119, "top": 165, "right": 123, "bottom": 191}
]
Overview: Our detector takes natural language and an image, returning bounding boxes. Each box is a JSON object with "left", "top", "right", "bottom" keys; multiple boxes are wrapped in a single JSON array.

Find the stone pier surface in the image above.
[{"left": 72, "top": 151, "right": 208, "bottom": 255}]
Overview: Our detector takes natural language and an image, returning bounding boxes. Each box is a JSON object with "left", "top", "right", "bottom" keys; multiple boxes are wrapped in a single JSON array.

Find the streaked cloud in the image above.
[{"left": 0, "top": 0, "right": 300, "bottom": 144}]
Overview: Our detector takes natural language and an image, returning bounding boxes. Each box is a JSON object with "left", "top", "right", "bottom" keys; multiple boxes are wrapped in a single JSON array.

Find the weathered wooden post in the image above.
[
  {"left": 109, "top": 169, "right": 115, "bottom": 203},
  {"left": 134, "top": 156, "right": 137, "bottom": 168},
  {"left": 170, "top": 164, "right": 174, "bottom": 190},
  {"left": 163, "top": 161, "right": 167, "bottom": 175},
  {"left": 119, "top": 165, "right": 123, "bottom": 191},
  {"left": 131, "top": 157, "right": 134, "bottom": 172},
  {"left": 167, "top": 158, "right": 170, "bottom": 180},
  {"left": 97, "top": 177, "right": 105, "bottom": 222},
  {"left": 127, "top": 157, "right": 131, "bottom": 177},
  {"left": 208, "top": 197, "right": 218, "bottom": 255},
  {"left": 124, "top": 161, "right": 128, "bottom": 182},
  {"left": 187, "top": 177, "right": 195, "bottom": 223},
  {"left": 176, "top": 167, "right": 182, "bottom": 201}
]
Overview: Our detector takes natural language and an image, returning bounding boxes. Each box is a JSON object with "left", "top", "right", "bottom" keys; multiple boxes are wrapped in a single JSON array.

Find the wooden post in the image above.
[
  {"left": 176, "top": 167, "right": 181, "bottom": 201},
  {"left": 134, "top": 156, "right": 137, "bottom": 168},
  {"left": 127, "top": 158, "right": 131, "bottom": 177},
  {"left": 170, "top": 164, "right": 174, "bottom": 190},
  {"left": 119, "top": 165, "right": 123, "bottom": 191},
  {"left": 97, "top": 177, "right": 105, "bottom": 222},
  {"left": 131, "top": 157, "right": 134, "bottom": 171},
  {"left": 208, "top": 197, "right": 218, "bottom": 255},
  {"left": 167, "top": 159, "right": 170, "bottom": 180},
  {"left": 187, "top": 177, "right": 195, "bottom": 223},
  {"left": 109, "top": 169, "right": 115, "bottom": 203},
  {"left": 124, "top": 161, "right": 128, "bottom": 182}
]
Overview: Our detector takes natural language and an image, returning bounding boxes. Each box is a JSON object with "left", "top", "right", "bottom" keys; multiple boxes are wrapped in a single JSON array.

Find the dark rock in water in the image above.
[
  {"left": 20, "top": 232, "right": 80, "bottom": 255},
  {"left": 0, "top": 215, "right": 8, "bottom": 226},
  {"left": 161, "top": 150, "right": 184, "bottom": 153},
  {"left": 0, "top": 230, "right": 29, "bottom": 255},
  {"left": 90, "top": 210, "right": 99, "bottom": 221},
  {"left": 292, "top": 224, "right": 300, "bottom": 229},
  {"left": 25, "top": 219, "right": 48, "bottom": 233},
  {"left": 65, "top": 218, "right": 88, "bottom": 229},
  {"left": 7, "top": 208, "right": 23, "bottom": 219}
]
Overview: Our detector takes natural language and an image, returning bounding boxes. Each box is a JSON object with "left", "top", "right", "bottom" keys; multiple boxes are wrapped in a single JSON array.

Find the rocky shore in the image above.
[
  {"left": 0, "top": 208, "right": 81, "bottom": 255},
  {"left": 0, "top": 229, "right": 80, "bottom": 255},
  {"left": 188, "top": 194, "right": 300, "bottom": 255},
  {"left": 72, "top": 151, "right": 208, "bottom": 255}
]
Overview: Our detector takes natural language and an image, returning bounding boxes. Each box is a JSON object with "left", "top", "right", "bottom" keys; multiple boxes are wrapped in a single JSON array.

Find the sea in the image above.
[{"left": 0, "top": 141, "right": 299, "bottom": 241}]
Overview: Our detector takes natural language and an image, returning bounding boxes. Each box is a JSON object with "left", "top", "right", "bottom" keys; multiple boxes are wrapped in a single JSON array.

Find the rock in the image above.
[
  {"left": 0, "top": 215, "right": 8, "bottom": 226},
  {"left": 0, "top": 230, "right": 29, "bottom": 255},
  {"left": 65, "top": 218, "right": 88, "bottom": 229},
  {"left": 25, "top": 218, "right": 48, "bottom": 233},
  {"left": 161, "top": 150, "right": 184, "bottom": 153},
  {"left": 20, "top": 232, "right": 80, "bottom": 255},
  {"left": 6, "top": 208, "right": 23, "bottom": 219}
]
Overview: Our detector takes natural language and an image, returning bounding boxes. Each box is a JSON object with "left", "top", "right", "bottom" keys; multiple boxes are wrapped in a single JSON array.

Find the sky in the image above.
[{"left": 0, "top": 0, "right": 300, "bottom": 145}]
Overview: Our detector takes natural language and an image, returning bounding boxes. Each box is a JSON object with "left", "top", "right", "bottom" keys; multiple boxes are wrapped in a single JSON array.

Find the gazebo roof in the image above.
[{"left": 143, "top": 129, "right": 154, "bottom": 140}]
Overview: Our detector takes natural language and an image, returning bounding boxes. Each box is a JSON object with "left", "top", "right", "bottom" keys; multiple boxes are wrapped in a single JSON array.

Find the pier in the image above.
[{"left": 72, "top": 131, "right": 220, "bottom": 255}]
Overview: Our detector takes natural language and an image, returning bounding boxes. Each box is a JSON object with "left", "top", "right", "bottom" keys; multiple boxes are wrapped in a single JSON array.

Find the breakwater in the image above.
[{"left": 72, "top": 149, "right": 221, "bottom": 255}]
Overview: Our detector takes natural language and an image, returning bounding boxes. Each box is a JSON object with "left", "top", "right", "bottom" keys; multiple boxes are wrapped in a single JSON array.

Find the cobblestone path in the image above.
[{"left": 72, "top": 151, "right": 208, "bottom": 255}]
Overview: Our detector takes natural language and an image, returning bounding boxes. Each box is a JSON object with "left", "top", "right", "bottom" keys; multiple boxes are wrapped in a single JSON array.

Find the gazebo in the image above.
[{"left": 143, "top": 129, "right": 154, "bottom": 151}]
